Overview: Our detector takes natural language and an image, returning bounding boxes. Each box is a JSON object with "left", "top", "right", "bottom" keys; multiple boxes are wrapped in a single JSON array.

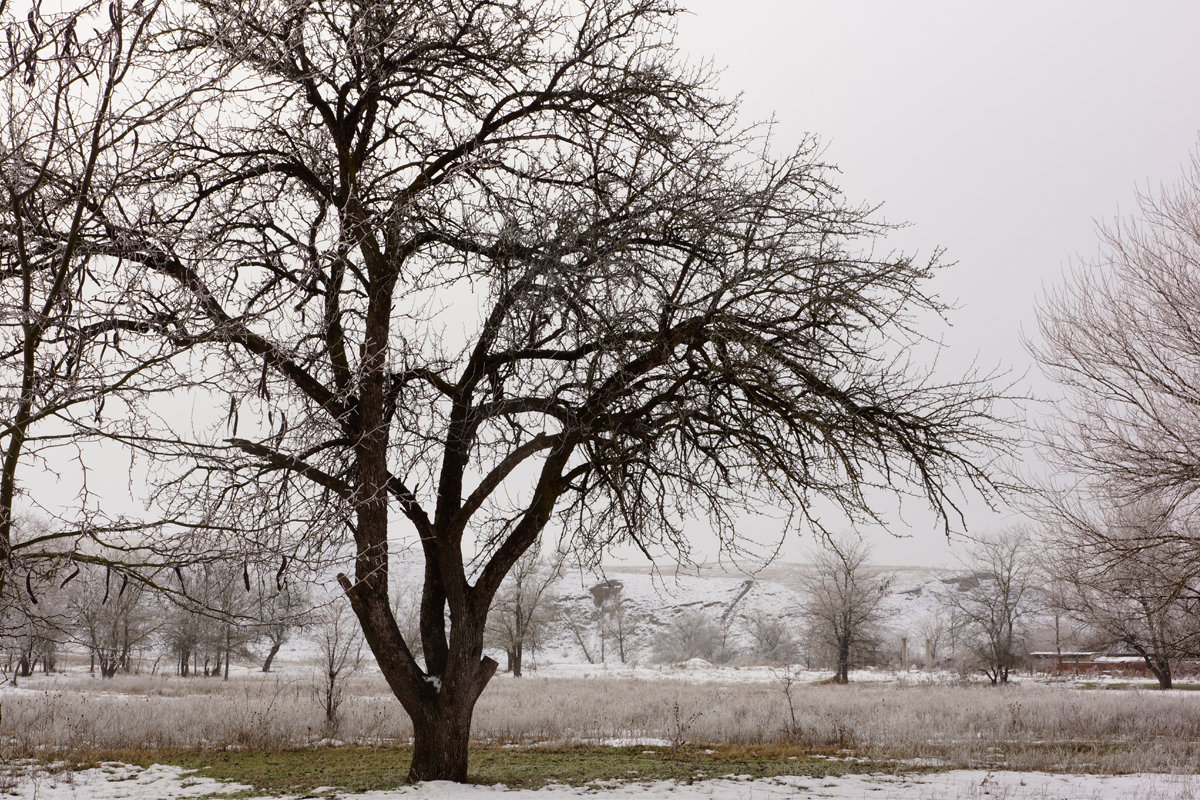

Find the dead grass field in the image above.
[{"left": 4, "top": 668, "right": 1200, "bottom": 775}]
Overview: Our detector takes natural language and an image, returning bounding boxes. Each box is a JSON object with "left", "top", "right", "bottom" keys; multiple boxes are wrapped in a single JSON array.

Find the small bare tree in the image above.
[
  {"left": 600, "top": 594, "right": 637, "bottom": 664},
  {"left": 0, "top": 565, "right": 65, "bottom": 682},
  {"left": 311, "top": 602, "right": 363, "bottom": 737},
  {"left": 941, "top": 532, "right": 1037, "bottom": 685},
  {"left": 913, "top": 612, "right": 948, "bottom": 669},
  {"left": 560, "top": 603, "right": 597, "bottom": 665},
  {"left": 747, "top": 616, "right": 801, "bottom": 666},
  {"left": 485, "top": 549, "right": 561, "bottom": 677},
  {"left": 801, "top": 537, "right": 891, "bottom": 683},
  {"left": 653, "top": 609, "right": 735, "bottom": 664},
  {"left": 256, "top": 584, "right": 309, "bottom": 673}
]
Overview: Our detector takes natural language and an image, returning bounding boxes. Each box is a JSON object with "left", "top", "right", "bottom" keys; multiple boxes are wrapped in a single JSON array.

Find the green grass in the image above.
[{"left": 84, "top": 744, "right": 902, "bottom": 796}]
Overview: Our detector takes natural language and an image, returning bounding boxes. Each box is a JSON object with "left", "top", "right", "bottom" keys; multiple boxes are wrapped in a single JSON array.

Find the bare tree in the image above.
[
  {"left": 158, "top": 563, "right": 257, "bottom": 678},
  {"left": 1047, "top": 498, "right": 1199, "bottom": 689},
  {"left": 653, "top": 609, "right": 735, "bottom": 664},
  {"left": 485, "top": 548, "right": 561, "bottom": 677},
  {"left": 1032, "top": 144, "right": 1200, "bottom": 512},
  {"left": 68, "top": 569, "right": 156, "bottom": 678},
  {"left": 0, "top": 2, "right": 197, "bottom": 601},
  {"left": 161, "top": 599, "right": 203, "bottom": 677},
  {"left": 747, "top": 616, "right": 801, "bottom": 666},
  {"left": 801, "top": 537, "right": 891, "bottom": 683},
  {"left": 941, "top": 532, "right": 1036, "bottom": 685},
  {"left": 256, "top": 583, "right": 310, "bottom": 673},
  {"left": 913, "top": 612, "right": 948, "bottom": 669},
  {"left": 0, "top": 567, "right": 65, "bottom": 682},
  {"left": 600, "top": 593, "right": 637, "bottom": 664},
  {"left": 311, "top": 601, "right": 363, "bottom": 737},
  {"left": 559, "top": 602, "right": 597, "bottom": 664},
  {"left": 2, "top": 0, "right": 1002, "bottom": 781},
  {"left": 1030, "top": 141, "right": 1200, "bottom": 685}
]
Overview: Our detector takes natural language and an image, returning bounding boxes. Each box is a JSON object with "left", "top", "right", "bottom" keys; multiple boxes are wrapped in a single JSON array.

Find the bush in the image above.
[{"left": 653, "top": 611, "right": 736, "bottom": 664}]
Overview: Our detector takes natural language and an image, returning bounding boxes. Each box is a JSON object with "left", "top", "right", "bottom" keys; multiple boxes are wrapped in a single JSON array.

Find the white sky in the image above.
[
  {"left": 17, "top": 1, "right": 1200, "bottom": 573},
  {"left": 662, "top": 1, "right": 1200, "bottom": 567}
]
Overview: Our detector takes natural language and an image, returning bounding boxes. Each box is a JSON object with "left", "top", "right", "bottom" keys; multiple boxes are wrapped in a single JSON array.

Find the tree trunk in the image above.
[
  {"left": 341, "top": 569, "right": 500, "bottom": 783},
  {"left": 1146, "top": 655, "right": 1172, "bottom": 690},
  {"left": 835, "top": 637, "right": 850, "bottom": 684},
  {"left": 511, "top": 642, "right": 523, "bottom": 678},
  {"left": 262, "top": 639, "right": 283, "bottom": 672},
  {"left": 1054, "top": 614, "right": 1062, "bottom": 676},
  {"left": 409, "top": 693, "right": 477, "bottom": 783}
]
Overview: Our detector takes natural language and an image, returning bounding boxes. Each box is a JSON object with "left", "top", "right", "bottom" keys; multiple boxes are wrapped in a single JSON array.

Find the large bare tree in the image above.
[
  {"left": 1029, "top": 145, "right": 1200, "bottom": 687},
  {"left": 1032, "top": 145, "right": 1200, "bottom": 507},
  {"left": 3, "top": 0, "right": 1001, "bottom": 781},
  {"left": 1045, "top": 497, "right": 1200, "bottom": 689}
]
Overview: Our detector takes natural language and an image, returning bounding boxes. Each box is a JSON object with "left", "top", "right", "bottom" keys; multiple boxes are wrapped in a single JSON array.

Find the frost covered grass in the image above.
[{"left": 4, "top": 667, "right": 1200, "bottom": 776}]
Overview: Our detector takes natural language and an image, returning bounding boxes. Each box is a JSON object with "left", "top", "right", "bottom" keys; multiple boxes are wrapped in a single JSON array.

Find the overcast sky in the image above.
[
  {"left": 660, "top": 1, "right": 1200, "bottom": 567},
  {"left": 17, "top": 1, "right": 1200, "bottom": 573}
]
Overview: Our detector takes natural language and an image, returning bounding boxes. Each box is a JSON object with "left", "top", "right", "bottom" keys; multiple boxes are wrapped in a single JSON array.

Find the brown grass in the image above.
[{"left": 3, "top": 668, "right": 1200, "bottom": 774}]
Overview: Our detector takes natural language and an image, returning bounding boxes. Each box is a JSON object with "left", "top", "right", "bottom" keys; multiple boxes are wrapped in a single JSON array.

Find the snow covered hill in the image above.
[{"left": 532, "top": 562, "right": 967, "bottom": 668}]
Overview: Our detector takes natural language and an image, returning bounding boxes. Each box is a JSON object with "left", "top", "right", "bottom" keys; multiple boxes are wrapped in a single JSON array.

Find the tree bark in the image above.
[
  {"left": 511, "top": 643, "right": 523, "bottom": 678},
  {"left": 1141, "top": 652, "right": 1172, "bottom": 689},
  {"left": 409, "top": 697, "right": 476, "bottom": 783},
  {"left": 835, "top": 637, "right": 850, "bottom": 684},
  {"left": 341, "top": 568, "right": 500, "bottom": 782},
  {"left": 262, "top": 640, "right": 283, "bottom": 672}
]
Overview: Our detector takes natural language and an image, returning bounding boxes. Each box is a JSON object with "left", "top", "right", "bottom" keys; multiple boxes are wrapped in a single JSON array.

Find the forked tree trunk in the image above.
[
  {"left": 341, "top": 573, "right": 500, "bottom": 783},
  {"left": 1140, "top": 652, "right": 1172, "bottom": 689}
]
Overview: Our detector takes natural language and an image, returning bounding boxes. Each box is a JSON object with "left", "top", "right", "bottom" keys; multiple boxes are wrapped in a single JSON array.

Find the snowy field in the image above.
[
  {"left": 5, "top": 663, "right": 1200, "bottom": 798},
  {"left": 6, "top": 762, "right": 1200, "bottom": 800},
  {"left": 6, "top": 563, "right": 1199, "bottom": 798}
]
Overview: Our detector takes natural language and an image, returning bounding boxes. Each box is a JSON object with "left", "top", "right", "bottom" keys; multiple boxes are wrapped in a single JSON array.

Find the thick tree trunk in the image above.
[
  {"left": 1146, "top": 656, "right": 1172, "bottom": 689},
  {"left": 409, "top": 698, "right": 476, "bottom": 783},
  {"left": 341, "top": 569, "right": 500, "bottom": 783},
  {"left": 835, "top": 638, "right": 850, "bottom": 684}
]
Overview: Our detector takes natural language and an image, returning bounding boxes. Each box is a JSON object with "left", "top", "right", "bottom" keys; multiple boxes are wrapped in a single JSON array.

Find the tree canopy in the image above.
[{"left": 1, "top": 0, "right": 1002, "bottom": 781}]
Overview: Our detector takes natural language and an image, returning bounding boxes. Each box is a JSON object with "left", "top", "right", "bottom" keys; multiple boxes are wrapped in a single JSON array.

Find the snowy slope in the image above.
[{"left": 532, "top": 562, "right": 963, "bottom": 667}]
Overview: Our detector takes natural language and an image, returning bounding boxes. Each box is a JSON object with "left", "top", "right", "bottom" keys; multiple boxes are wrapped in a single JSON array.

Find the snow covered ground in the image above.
[{"left": 7, "top": 763, "right": 1199, "bottom": 800}]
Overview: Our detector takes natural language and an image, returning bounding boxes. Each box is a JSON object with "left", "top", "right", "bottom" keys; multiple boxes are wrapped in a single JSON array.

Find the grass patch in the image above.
[
  {"left": 80, "top": 743, "right": 900, "bottom": 795},
  {"left": 1076, "top": 681, "right": 1200, "bottom": 691}
]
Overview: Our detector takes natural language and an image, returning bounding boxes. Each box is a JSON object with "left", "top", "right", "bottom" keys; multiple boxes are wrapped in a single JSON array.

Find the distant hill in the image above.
[{"left": 532, "top": 562, "right": 965, "bottom": 668}]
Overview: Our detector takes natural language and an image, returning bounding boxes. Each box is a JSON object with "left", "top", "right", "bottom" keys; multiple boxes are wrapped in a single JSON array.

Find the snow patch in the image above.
[{"left": 4, "top": 766, "right": 1198, "bottom": 799}]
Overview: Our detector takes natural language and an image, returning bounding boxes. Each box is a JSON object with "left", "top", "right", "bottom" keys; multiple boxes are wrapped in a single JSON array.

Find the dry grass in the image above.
[{"left": 3, "top": 668, "right": 1200, "bottom": 774}]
